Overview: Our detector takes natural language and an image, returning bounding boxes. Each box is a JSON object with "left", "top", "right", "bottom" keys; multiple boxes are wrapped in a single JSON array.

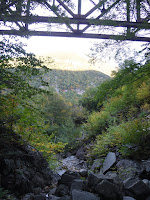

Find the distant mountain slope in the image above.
[{"left": 42, "top": 69, "right": 110, "bottom": 103}]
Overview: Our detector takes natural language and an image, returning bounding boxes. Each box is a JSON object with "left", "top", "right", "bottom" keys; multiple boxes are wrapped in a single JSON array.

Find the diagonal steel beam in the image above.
[
  {"left": 56, "top": 0, "right": 75, "bottom": 17},
  {"left": 80, "top": 0, "right": 121, "bottom": 33},
  {"left": 89, "top": 0, "right": 101, "bottom": 11},
  {"left": 84, "top": 0, "right": 107, "bottom": 18},
  {"left": 44, "top": 1, "right": 75, "bottom": 32}
]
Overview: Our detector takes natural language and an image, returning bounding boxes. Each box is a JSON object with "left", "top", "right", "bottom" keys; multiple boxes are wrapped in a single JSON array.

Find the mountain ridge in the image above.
[{"left": 42, "top": 69, "right": 110, "bottom": 103}]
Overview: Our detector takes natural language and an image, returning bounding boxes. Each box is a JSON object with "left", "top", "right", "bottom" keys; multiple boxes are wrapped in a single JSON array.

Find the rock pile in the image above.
[
  {"left": 46, "top": 169, "right": 150, "bottom": 200},
  {"left": 1, "top": 126, "right": 150, "bottom": 200},
  {"left": 46, "top": 151, "right": 150, "bottom": 200},
  {"left": 0, "top": 127, "right": 58, "bottom": 199}
]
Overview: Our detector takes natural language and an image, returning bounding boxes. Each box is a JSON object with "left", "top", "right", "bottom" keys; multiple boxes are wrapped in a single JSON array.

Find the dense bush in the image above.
[
  {"left": 83, "top": 60, "right": 150, "bottom": 158},
  {"left": 93, "top": 118, "right": 150, "bottom": 157}
]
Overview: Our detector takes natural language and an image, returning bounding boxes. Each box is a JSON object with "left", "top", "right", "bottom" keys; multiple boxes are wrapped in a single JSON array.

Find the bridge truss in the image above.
[{"left": 0, "top": 0, "right": 150, "bottom": 42}]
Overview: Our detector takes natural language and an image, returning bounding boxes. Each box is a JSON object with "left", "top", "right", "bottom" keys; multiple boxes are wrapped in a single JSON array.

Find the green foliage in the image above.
[
  {"left": 0, "top": 188, "right": 9, "bottom": 198},
  {"left": 93, "top": 61, "right": 150, "bottom": 110},
  {"left": 79, "top": 87, "right": 99, "bottom": 112},
  {"left": 84, "top": 59, "right": 150, "bottom": 158},
  {"left": 0, "top": 38, "right": 68, "bottom": 167},
  {"left": 38, "top": 69, "right": 110, "bottom": 103},
  {"left": 93, "top": 119, "right": 150, "bottom": 157},
  {"left": 55, "top": 117, "right": 81, "bottom": 143},
  {"left": 85, "top": 111, "right": 111, "bottom": 137},
  {"left": 0, "top": 187, "right": 15, "bottom": 200}
]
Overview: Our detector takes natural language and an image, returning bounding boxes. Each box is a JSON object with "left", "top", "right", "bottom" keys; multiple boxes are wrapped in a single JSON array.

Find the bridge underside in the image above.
[{"left": 0, "top": 0, "right": 150, "bottom": 42}]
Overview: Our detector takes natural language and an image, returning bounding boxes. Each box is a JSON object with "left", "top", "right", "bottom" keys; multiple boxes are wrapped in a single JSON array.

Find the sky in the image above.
[
  {"left": 24, "top": 36, "right": 119, "bottom": 76},
  {"left": 1, "top": 0, "right": 147, "bottom": 76}
]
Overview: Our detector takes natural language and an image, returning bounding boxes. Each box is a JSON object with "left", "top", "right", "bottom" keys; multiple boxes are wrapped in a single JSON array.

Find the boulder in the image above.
[
  {"left": 79, "top": 169, "right": 88, "bottom": 177},
  {"left": 141, "top": 160, "right": 150, "bottom": 179},
  {"left": 22, "top": 193, "right": 34, "bottom": 200},
  {"left": 91, "top": 159, "right": 103, "bottom": 172},
  {"left": 48, "top": 195, "right": 60, "bottom": 200},
  {"left": 32, "top": 187, "right": 42, "bottom": 195},
  {"left": 70, "top": 179, "right": 85, "bottom": 192},
  {"left": 58, "top": 196, "right": 71, "bottom": 200},
  {"left": 116, "top": 159, "right": 144, "bottom": 180},
  {"left": 123, "top": 197, "right": 136, "bottom": 200},
  {"left": 48, "top": 195, "right": 71, "bottom": 200},
  {"left": 34, "top": 194, "right": 46, "bottom": 200},
  {"left": 58, "top": 171, "right": 80, "bottom": 187},
  {"left": 142, "top": 179, "right": 150, "bottom": 187},
  {"left": 88, "top": 173, "right": 114, "bottom": 192},
  {"left": 100, "top": 152, "right": 116, "bottom": 174},
  {"left": 55, "top": 184, "right": 69, "bottom": 197},
  {"left": 123, "top": 178, "right": 150, "bottom": 199},
  {"left": 105, "top": 171, "right": 118, "bottom": 178},
  {"left": 71, "top": 189, "right": 100, "bottom": 200},
  {"left": 96, "top": 179, "right": 123, "bottom": 200},
  {"left": 76, "top": 147, "right": 86, "bottom": 160}
]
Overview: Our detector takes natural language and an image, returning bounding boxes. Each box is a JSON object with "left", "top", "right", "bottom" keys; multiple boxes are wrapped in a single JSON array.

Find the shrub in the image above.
[
  {"left": 93, "top": 118, "right": 150, "bottom": 157},
  {"left": 85, "top": 110, "right": 111, "bottom": 137},
  {"left": 136, "top": 80, "right": 150, "bottom": 103}
]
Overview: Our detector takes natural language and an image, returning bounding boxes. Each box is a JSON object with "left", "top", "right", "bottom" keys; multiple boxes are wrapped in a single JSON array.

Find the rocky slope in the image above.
[
  {"left": 1, "top": 125, "right": 150, "bottom": 200},
  {"left": 0, "top": 125, "right": 58, "bottom": 199}
]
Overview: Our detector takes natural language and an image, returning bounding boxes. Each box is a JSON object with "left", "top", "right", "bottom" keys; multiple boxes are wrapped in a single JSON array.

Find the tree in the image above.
[
  {"left": 0, "top": 36, "right": 49, "bottom": 125},
  {"left": 0, "top": 37, "right": 67, "bottom": 164},
  {"left": 79, "top": 87, "right": 99, "bottom": 112},
  {"left": 41, "top": 92, "right": 72, "bottom": 126}
]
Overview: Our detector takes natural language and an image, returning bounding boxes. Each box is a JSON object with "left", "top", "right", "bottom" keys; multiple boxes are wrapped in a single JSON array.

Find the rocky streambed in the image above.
[
  {"left": 1, "top": 128, "right": 150, "bottom": 200},
  {"left": 46, "top": 152, "right": 150, "bottom": 200},
  {"left": 56, "top": 155, "right": 88, "bottom": 176}
]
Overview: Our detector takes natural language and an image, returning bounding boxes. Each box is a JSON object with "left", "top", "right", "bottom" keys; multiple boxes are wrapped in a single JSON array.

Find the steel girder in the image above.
[{"left": 0, "top": 0, "right": 150, "bottom": 41}]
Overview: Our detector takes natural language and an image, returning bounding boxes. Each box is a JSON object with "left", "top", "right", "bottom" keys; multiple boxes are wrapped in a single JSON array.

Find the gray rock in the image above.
[
  {"left": 0, "top": 131, "right": 54, "bottom": 198},
  {"left": 79, "top": 169, "right": 88, "bottom": 177},
  {"left": 105, "top": 171, "right": 118, "bottom": 178},
  {"left": 70, "top": 179, "right": 85, "bottom": 192},
  {"left": 142, "top": 160, "right": 150, "bottom": 179},
  {"left": 34, "top": 194, "right": 46, "bottom": 200},
  {"left": 101, "top": 152, "right": 116, "bottom": 174},
  {"left": 3, "top": 159, "right": 16, "bottom": 175},
  {"left": 123, "top": 178, "right": 150, "bottom": 197},
  {"left": 59, "top": 196, "right": 71, "bottom": 200},
  {"left": 91, "top": 159, "right": 103, "bottom": 171},
  {"left": 31, "top": 173, "right": 45, "bottom": 188},
  {"left": 88, "top": 173, "right": 114, "bottom": 191},
  {"left": 48, "top": 195, "right": 60, "bottom": 200},
  {"left": 58, "top": 171, "right": 80, "bottom": 187},
  {"left": 142, "top": 179, "right": 149, "bottom": 186},
  {"left": 76, "top": 147, "right": 86, "bottom": 160},
  {"left": 60, "top": 156, "right": 87, "bottom": 172},
  {"left": 22, "top": 193, "right": 34, "bottom": 200},
  {"left": 57, "top": 170, "right": 67, "bottom": 176},
  {"left": 71, "top": 189, "right": 100, "bottom": 200},
  {"left": 32, "top": 187, "right": 42, "bottom": 195},
  {"left": 96, "top": 180, "right": 122, "bottom": 200},
  {"left": 123, "top": 197, "right": 136, "bottom": 200},
  {"left": 48, "top": 188, "right": 57, "bottom": 195},
  {"left": 55, "top": 184, "right": 69, "bottom": 197},
  {"left": 117, "top": 159, "right": 143, "bottom": 180}
]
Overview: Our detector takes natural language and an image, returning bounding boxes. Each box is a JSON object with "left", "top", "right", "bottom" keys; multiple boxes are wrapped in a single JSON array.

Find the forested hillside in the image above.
[
  {"left": 34, "top": 69, "right": 110, "bottom": 103},
  {"left": 79, "top": 59, "right": 150, "bottom": 160}
]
